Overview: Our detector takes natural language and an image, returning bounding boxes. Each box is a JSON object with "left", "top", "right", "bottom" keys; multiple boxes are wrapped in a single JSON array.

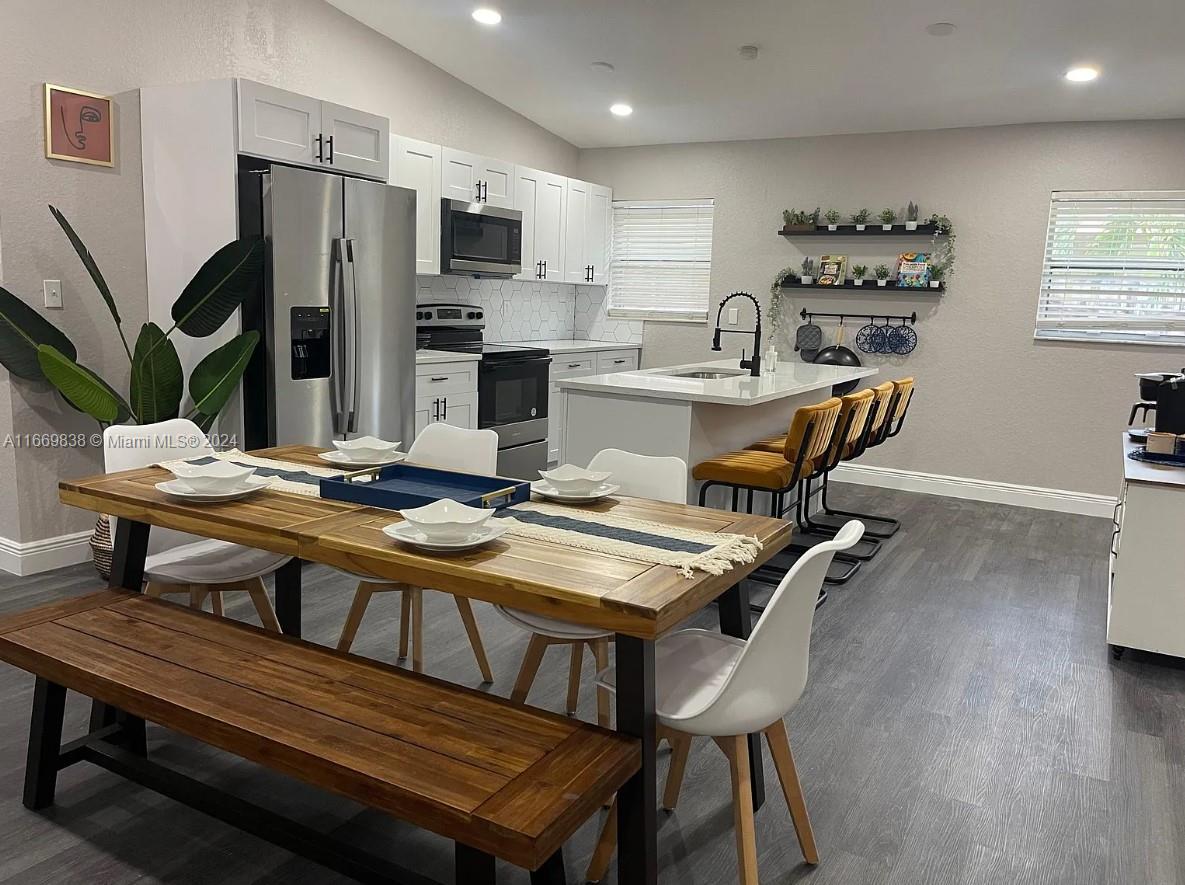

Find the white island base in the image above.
[{"left": 560, "top": 359, "right": 877, "bottom": 509}]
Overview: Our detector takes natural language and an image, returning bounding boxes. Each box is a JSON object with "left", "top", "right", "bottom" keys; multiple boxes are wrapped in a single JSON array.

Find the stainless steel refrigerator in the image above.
[{"left": 240, "top": 164, "right": 417, "bottom": 450}]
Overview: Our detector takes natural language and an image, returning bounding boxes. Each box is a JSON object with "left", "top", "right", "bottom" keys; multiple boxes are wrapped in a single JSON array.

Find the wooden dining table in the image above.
[{"left": 59, "top": 444, "right": 793, "bottom": 885}]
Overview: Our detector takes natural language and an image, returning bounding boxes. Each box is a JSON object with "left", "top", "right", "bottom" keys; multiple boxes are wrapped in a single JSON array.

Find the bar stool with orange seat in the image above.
[
  {"left": 692, "top": 397, "right": 841, "bottom": 519},
  {"left": 811, "top": 377, "right": 915, "bottom": 538}
]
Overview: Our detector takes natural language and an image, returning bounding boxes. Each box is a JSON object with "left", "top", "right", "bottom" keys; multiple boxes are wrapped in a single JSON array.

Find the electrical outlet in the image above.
[
  {"left": 728, "top": 307, "right": 739, "bottom": 325},
  {"left": 43, "top": 280, "right": 62, "bottom": 309}
]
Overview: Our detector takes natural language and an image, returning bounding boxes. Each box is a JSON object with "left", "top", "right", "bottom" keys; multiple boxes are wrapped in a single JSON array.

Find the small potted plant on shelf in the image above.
[
  {"left": 874, "top": 263, "right": 891, "bottom": 287},
  {"left": 929, "top": 261, "right": 946, "bottom": 288},
  {"left": 851, "top": 208, "right": 870, "bottom": 231},
  {"left": 905, "top": 201, "right": 920, "bottom": 230},
  {"left": 781, "top": 208, "right": 818, "bottom": 233},
  {"left": 824, "top": 209, "right": 842, "bottom": 231},
  {"left": 879, "top": 207, "right": 896, "bottom": 231},
  {"left": 800, "top": 257, "right": 817, "bottom": 285},
  {"left": 852, "top": 263, "right": 868, "bottom": 286}
]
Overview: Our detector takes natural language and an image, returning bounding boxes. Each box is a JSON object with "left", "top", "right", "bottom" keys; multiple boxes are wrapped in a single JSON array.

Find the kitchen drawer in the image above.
[
  {"left": 596, "top": 350, "right": 639, "bottom": 374},
  {"left": 416, "top": 363, "right": 477, "bottom": 396},
  {"left": 551, "top": 354, "right": 597, "bottom": 380}
]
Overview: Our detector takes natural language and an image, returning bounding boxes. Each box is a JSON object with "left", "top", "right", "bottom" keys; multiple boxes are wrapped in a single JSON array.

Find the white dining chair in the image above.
[
  {"left": 103, "top": 419, "right": 290, "bottom": 630},
  {"left": 335, "top": 422, "right": 500, "bottom": 682},
  {"left": 586, "top": 520, "right": 866, "bottom": 884},
  {"left": 498, "top": 449, "right": 688, "bottom": 726}
]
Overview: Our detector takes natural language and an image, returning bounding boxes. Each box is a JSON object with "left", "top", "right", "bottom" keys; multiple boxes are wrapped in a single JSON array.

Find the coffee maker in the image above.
[{"left": 1133, "top": 371, "right": 1185, "bottom": 432}]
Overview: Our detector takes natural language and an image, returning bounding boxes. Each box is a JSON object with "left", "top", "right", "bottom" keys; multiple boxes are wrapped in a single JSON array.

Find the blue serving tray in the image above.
[{"left": 319, "top": 462, "right": 530, "bottom": 512}]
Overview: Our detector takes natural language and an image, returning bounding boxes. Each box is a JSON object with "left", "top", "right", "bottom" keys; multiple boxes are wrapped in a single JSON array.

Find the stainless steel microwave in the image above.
[{"left": 440, "top": 199, "right": 523, "bottom": 277}]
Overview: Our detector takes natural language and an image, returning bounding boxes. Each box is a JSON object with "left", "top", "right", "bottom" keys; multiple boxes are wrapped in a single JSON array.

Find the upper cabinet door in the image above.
[
  {"left": 586, "top": 183, "right": 612, "bottom": 285},
  {"left": 477, "top": 157, "right": 515, "bottom": 208},
  {"left": 441, "top": 147, "right": 482, "bottom": 203},
  {"left": 321, "top": 102, "right": 389, "bottom": 180},
  {"left": 514, "top": 166, "right": 567, "bottom": 281},
  {"left": 392, "top": 135, "right": 442, "bottom": 275},
  {"left": 237, "top": 81, "right": 321, "bottom": 166},
  {"left": 564, "top": 179, "right": 590, "bottom": 284}
]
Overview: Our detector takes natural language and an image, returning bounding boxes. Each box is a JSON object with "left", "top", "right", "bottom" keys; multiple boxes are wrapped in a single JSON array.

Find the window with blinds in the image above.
[
  {"left": 609, "top": 199, "right": 715, "bottom": 321},
  {"left": 1036, "top": 191, "right": 1185, "bottom": 344}
]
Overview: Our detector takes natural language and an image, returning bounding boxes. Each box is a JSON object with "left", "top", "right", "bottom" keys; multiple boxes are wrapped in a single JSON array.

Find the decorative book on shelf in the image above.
[
  {"left": 817, "top": 255, "right": 847, "bottom": 286},
  {"left": 895, "top": 252, "right": 930, "bottom": 288}
]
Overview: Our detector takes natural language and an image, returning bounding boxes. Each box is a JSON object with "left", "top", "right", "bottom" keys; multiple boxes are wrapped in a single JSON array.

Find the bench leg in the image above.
[
  {"left": 531, "top": 849, "right": 566, "bottom": 885},
  {"left": 455, "top": 843, "right": 496, "bottom": 884},
  {"left": 23, "top": 677, "right": 66, "bottom": 810}
]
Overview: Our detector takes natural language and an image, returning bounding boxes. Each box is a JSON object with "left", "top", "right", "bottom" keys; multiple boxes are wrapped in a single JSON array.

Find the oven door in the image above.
[
  {"left": 441, "top": 200, "right": 522, "bottom": 276},
  {"left": 478, "top": 357, "right": 550, "bottom": 429}
]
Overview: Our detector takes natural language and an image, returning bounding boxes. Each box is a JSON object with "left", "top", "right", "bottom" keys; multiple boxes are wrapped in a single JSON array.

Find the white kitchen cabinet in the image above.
[
  {"left": 563, "top": 179, "right": 612, "bottom": 285},
  {"left": 391, "top": 136, "right": 442, "bottom": 275},
  {"left": 515, "top": 165, "right": 567, "bottom": 281},
  {"left": 547, "top": 347, "right": 640, "bottom": 464},
  {"left": 321, "top": 102, "right": 389, "bottom": 179},
  {"left": 237, "top": 81, "right": 322, "bottom": 167},
  {"left": 441, "top": 147, "right": 515, "bottom": 208},
  {"left": 236, "top": 80, "right": 389, "bottom": 181},
  {"left": 415, "top": 359, "right": 478, "bottom": 438},
  {"left": 596, "top": 349, "right": 639, "bottom": 374}
]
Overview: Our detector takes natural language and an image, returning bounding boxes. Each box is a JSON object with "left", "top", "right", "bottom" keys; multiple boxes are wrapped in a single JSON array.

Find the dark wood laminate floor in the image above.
[{"left": 0, "top": 484, "right": 1181, "bottom": 884}]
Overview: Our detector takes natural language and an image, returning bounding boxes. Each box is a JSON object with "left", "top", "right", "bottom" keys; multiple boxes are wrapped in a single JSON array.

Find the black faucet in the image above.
[{"left": 711, "top": 292, "right": 763, "bottom": 376}]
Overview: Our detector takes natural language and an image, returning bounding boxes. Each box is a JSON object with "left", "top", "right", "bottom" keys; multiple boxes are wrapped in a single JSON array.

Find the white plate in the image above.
[
  {"left": 318, "top": 450, "right": 407, "bottom": 468},
  {"left": 382, "top": 520, "right": 509, "bottom": 552},
  {"left": 531, "top": 480, "right": 621, "bottom": 503},
  {"left": 155, "top": 475, "right": 269, "bottom": 502}
]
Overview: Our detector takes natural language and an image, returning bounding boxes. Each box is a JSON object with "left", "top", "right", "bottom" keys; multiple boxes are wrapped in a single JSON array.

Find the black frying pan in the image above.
[{"left": 813, "top": 318, "right": 862, "bottom": 395}]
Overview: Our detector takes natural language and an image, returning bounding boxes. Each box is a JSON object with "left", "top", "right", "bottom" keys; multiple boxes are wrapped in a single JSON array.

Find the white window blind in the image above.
[
  {"left": 609, "top": 199, "right": 714, "bottom": 321},
  {"left": 1036, "top": 190, "right": 1185, "bottom": 344}
]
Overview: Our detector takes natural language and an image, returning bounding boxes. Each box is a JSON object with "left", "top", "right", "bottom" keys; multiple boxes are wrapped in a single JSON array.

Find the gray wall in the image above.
[
  {"left": 0, "top": 0, "right": 577, "bottom": 545},
  {"left": 577, "top": 120, "right": 1185, "bottom": 498}
]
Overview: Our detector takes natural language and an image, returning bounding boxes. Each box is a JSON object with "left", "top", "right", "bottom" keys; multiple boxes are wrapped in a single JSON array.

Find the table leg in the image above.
[
  {"left": 97, "top": 518, "right": 151, "bottom": 748},
  {"left": 614, "top": 634, "right": 657, "bottom": 885},
  {"left": 275, "top": 558, "right": 303, "bottom": 638},
  {"left": 717, "top": 583, "right": 766, "bottom": 811}
]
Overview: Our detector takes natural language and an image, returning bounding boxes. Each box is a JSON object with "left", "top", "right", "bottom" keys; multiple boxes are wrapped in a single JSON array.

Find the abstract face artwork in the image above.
[{"left": 45, "top": 84, "right": 114, "bottom": 166}]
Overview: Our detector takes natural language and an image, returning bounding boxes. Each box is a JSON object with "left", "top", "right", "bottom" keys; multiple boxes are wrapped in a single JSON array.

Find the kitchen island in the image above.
[{"left": 558, "top": 358, "right": 877, "bottom": 504}]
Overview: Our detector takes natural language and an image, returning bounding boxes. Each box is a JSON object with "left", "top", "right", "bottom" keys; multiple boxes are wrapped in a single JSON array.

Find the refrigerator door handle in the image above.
[
  {"left": 329, "top": 238, "right": 346, "bottom": 434},
  {"left": 342, "top": 238, "right": 360, "bottom": 433}
]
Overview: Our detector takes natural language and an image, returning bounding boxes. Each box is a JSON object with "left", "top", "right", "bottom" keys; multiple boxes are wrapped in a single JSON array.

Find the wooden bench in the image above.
[{"left": 0, "top": 590, "right": 640, "bottom": 884}]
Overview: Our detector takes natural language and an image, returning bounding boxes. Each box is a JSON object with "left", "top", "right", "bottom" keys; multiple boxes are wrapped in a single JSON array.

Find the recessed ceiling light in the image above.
[
  {"left": 1065, "top": 66, "right": 1100, "bottom": 82},
  {"left": 925, "top": 22, "right": 956, "bottom": 37},
  {"left": 591, "top": 61, "right": 616, "bottom": 73},
  {"left": 610, "top": 103, "right": 633, "bottom": 117},
  {"left": 472, "top": 7, "right": 501, "bottom": 25}
]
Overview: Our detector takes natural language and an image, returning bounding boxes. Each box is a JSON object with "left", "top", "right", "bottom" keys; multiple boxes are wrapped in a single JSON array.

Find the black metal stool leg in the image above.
[
  {"left": 24, "top": 678, "right": 66, "bottom": 810},
  {"left": 811, "top": 472, "right": 901, "bottom": 539}
]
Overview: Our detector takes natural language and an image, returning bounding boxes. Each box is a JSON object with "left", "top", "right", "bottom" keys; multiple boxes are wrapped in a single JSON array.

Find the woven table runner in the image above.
[
  {"left": 493, "top": 501, "right": 762, "bottom": 578},
  {"left": 158, "top": 449, "right": 343, "bottom": 497}
]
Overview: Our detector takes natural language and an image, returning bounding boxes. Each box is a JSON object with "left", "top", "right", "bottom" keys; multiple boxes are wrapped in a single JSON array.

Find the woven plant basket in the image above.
[{"left": 89, "top": 514, "right": 113, "bottom": 581}]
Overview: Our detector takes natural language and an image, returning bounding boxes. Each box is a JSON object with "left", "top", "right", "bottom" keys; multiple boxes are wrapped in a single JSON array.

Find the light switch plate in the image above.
[
  {"left": 43, "top": 280, "right": 62, "bottom": 309},
  {"left": 728, "top": 307, "right": 739, "bottom": 325}
]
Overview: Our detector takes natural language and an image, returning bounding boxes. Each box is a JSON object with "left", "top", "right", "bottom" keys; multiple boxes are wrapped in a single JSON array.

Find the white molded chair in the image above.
[
  {"left": 498, "top": 449, "right": 688, "bottom": 726},
  {"left": 103, "top": 419, "right": 290, "bottom": 630},
  {"left": 335, "top": 423, "right": 500, "bottom": 682},
  {"left": 586, "top": 520, "right": 866, "bottom": 884}
]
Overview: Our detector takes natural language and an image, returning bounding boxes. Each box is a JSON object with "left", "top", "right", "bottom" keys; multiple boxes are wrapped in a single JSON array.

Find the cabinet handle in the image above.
[
  {"left": 542, "top": 259, "right": 547, "bottom": 277},
  {"left": 475, "top": 181, "right": 482, "bottom": 201},
  {"left": 433, "top": 398, "right": 440, "bottom": 420},
  {"left": 613, "top": 359, "right": 626, "bottom": 364},
  {"left": 567, "top": 363, "right": 582, "bottom": 368},
  {"left": 315, "top": 134, "right": 324, "bottom": 163},
  {"left": 429, "top": 376, "right": 448, "bottom": 382},
  {"left": 481, "top": 180, "right": 488, "bottom": 202},
  {"left": 326, "top": 135, "right": 334, "bottom": 164},
  {"left": 536, "top": 260, "right": 543, "bottom": 279},
  {"left": 442, "top": 397, "right": 448, "bottom": 419}
]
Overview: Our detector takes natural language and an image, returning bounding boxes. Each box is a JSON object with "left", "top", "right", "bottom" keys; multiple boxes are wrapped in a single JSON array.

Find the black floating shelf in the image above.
[
  {"left": 778, "top": 223, "right": 943, "bottom": 236},
  {"left": 779, "top": 280, "right": 945, "bottom": 293}
]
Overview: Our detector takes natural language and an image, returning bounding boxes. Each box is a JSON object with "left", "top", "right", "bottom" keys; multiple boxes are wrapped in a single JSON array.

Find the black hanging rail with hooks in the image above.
[{"left": 800, "top": 309, "right": 917, "bottom": 325}]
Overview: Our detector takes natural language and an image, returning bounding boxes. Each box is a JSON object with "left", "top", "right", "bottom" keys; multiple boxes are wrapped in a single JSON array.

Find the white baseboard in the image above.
[
  {"left": 830, "top": 463, "right": 1116, "bottom": 518},
  {"left": 0, "top": 530, "right": 94, "bottom": 577}
]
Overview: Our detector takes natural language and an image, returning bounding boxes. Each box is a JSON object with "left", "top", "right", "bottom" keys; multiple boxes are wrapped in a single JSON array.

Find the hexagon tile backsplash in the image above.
[{"left": 416, "top": 276, "right": 643, "bottom": 345}]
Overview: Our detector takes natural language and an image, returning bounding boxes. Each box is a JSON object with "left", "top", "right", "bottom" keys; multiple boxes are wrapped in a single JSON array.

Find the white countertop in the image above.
[
  {"left": 1123, "top": 433, "right": 1185, "bottom": 488},
  {"left": 499, "top": 339, "right": 640, "bottom": 354},
  {"left": 557, "top": 358, "right": 877, "bottom": 405},
  {"left": 415, "top": 349, "right": 482, "bottom": 366}
]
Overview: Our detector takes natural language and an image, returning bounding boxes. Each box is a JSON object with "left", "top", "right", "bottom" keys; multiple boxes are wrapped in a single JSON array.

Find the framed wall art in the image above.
[{"left": 44, "top": 83, "right": 114, "bottom": 167}]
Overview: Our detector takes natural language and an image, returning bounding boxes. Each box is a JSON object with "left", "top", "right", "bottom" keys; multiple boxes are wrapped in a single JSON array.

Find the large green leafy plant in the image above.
[{"left": 0, "top": 206, "right": 262, "bottom": 430}]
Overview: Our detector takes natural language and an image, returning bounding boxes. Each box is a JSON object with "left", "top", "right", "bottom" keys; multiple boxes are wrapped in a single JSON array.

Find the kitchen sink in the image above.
[{"left": 662, "top": 368, "right": 749, "bottom": 380}]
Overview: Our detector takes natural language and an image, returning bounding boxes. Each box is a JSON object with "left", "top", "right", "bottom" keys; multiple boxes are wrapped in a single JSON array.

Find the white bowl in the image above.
[
  {"left": 398, "top": 498, "right": 494, "bottom": 542},
  {"left": 538, "top": 464, "right": 613, "bottom": 495},
  {"left": 166, "top": 461, "right": 256, "bottom": 493},
  {"left": 332, "top": 436, "right": 402, "bottom": 462}
]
